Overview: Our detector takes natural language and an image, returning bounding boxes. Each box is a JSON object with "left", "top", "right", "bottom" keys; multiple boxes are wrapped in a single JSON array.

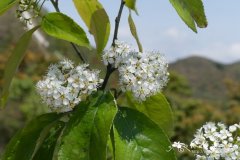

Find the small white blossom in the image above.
[
  {"left": 36, "top": 59, "right": 103, "bottom": 113},
  {"left": 229, "top": 125, "right": 237, "bottom": 132},
  {"left": 172, "top": 141, "right": 188, "bottom": 152}
]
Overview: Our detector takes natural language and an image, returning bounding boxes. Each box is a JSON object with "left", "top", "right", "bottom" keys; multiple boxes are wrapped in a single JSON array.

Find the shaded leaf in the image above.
[
  {"left": 32, "top": 121, "right": 65, "bottom": 160},
  {"left": 126, "top": 93, "right": 174, "bottom": 136},
  {"left": 169, "top": 0, "right": 207, "bottom": 33},
  {"left": 2, "top": 113, "right": 63, "bottom": 160},
  {"left": 113, "top": 107, "right": 176, "bottom": 160},
  {"left": 128, "top": 12, "right": 142, "bottom": 52},
  {"left": 73, "top": 0, "right": 110, "bottom": 53},
  {"left": 0, "top": 0, "right": 17, "bottom": 15},
  {"left": 41, "top": 12, "right": 90, "bottom": 48},
  {"left": 57, "top": 91, "right": 117, "bottom": 160},
  {"left": 0, "top": 26, "right": 39, "bottom": 108}
]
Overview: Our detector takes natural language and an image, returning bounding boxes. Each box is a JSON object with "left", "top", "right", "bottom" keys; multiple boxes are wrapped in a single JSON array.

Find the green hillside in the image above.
[{"left": 170, "top": 56, "right": 240, "bottom": 102}]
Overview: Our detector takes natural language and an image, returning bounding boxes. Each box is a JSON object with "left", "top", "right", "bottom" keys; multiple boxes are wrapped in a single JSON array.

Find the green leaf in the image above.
[
  {"left": 32, "top": 121, "right": 65, "bottom": 160},
  {"left": 1, "top": 113, "right": 63, "bottom": 160},
  {"left": 125, "top": 0, "right": 138, "bottom": 13},
  {"left": 113, "top": 107, "right": 176, "bottom": 160},
  {"left": 73, "top": 0, "right": 110, "bottom": 53},
  {"left": 0, "top": 26, "right": 39, "bottom": 108},
  {"left": 0, "top": 0, "right": 17, "bottom": 15},
  {"left": 128, "top": 12, "right": 143, "bottom": 52},
  {"left": 41, "top": 12, "right": 90, "bottom": 48},
  {"left": 126, "top": 93, "right": 174, "bottom": 136},
  {"left": 183, "top": 0, "right": 208, "bottom": 28},
  {"left": 57, "top": 91, "right": 117, "bottom": 160},
  {"left": 169, "top": 0, "right": 207, "bottom": 33}
]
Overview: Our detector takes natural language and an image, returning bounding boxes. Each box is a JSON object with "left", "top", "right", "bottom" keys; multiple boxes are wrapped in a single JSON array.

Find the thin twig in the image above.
[
  {"left": 70, "top": 42, "right": 86, "bottom": 63},
  {"left": 112, "top": 0, "right": 125, "bottom": 46},
  {"left": 50, "top": 0, "right": 60, "bottom": 12},
  {"left": 100, "top": 0, "right": 125, "bottom": 90},
  {"left": 50, "top": 0, "right": 86, "bottom": 63}
]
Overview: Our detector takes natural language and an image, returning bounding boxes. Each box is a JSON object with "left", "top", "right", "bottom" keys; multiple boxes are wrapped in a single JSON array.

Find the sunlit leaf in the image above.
[
  {"left": 113, "top": 107, "right": 177, "bottom": 160},
  {"left": 2, "top": 113, "right": 63, "bottom": 160},
  {"left": 0, "top": 0, "right": 17, "bottom": 15},
  {"left": 125, "top": 0, "right": 138, "bottom": 13},
  {"left": 128, "top": 12, "right": 142, "bottom": 52},
  {"left": 57, "top": 91, "right": 117, "bottom": 160},
  {"left": 183, "top": 0, "right": 208, "bottom": 28},
  {"left": 41, "top": 12, "right": 90, "bottom": 48},
  {"left": 0, "top": 26, "right": 39, "bottom": 108},
  {"left": 73, "top": 0, "right": 110, "bottom": 53},
  {"left": 169, "top": 0, "right": 207, "bottom": 33},
  {"left": 126, "top": 93, "right": 174, "bottom": 136}
]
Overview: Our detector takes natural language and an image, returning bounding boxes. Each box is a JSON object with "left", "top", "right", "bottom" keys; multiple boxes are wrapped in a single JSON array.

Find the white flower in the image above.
[
  {"left": 196, "top": 155, "right": 207, "bottom": 160},
  {"left": 229, "top": 125, "right": 237, "bottom": 132},
  {"left": 172, "top": 141, "right": 188, "bottom": 152},
  {"left": 118, "top": 51, "right": 169, "bottom": 101},
  {"left": 36, "top": 59, "right": 103, "bottom": 113}
]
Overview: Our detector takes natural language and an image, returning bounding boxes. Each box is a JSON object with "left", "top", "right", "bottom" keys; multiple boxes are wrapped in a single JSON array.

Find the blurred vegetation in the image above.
[
  {"left": 164, "top": 72, "right": 240, "bottom": 159},
  {"left": 1, "top": 6, "right": 240, "bottom": 160}
]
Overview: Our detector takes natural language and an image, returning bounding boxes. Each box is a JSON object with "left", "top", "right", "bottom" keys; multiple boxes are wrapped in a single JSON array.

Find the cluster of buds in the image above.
[
  {"left": 102, "top": 40, "right": 169, "bottom": 101},
  {"left": 36, "top": 59, "right": 103, "bottom": 113},
  {"left": 16, "top": 0, "right": 43, "bottom": 24}
]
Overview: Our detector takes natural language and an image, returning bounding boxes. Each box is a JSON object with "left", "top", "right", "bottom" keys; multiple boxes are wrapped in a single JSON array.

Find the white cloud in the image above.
[
  {"left": 230, "top": 42, "right": 240, "bottom": 54},
  {"left": 191, "top": 42, "right": 240, "bottom": 64},
  {"left": 164, "top": 27, "right": 183, "bottom": 39}
]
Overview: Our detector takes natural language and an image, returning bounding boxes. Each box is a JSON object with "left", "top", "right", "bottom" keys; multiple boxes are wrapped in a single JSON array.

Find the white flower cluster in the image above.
[
  {"left": 17, "top": 0, "right": 42, "bottom": 24},
  {"left": 190, "top": 122, "right": 240, "bottom": 160},
  {"left": 118, "top": 51, "right": 169, "bottom": 101},
  {"left": 172, "top": 122, "right": 240, "bottom": 160},
  {"left": 36, "top": 59, "right": 103, "bottom": 113},
  {"left": 102, "top": 40, "right": 131, "bottom": 68},
  {"left": 102, "top": 41, "right": 169, "bottom": 101}
]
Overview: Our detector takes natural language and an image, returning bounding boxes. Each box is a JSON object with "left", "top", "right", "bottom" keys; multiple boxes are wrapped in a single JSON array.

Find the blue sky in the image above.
[{"left": 45, "top": 0, "right": 240, "bottom": 64}]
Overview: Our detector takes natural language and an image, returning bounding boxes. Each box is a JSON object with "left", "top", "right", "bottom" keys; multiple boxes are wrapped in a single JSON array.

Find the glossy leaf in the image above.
[
  {"left": 126, "top": 93, "right": 174, "bottom": 136},
  {"left": 0, "top": 26, "right": 39, "bottom": 108},
  {"left": 32, "top": 121, "right": 65, "bottom": 160},
  {"left": 0, "top": 0, "right": 17, "bottom": 15},
  {"left": 41, "top": 12, "right": 90, "bottom": 48},
  {"left": 128, "top": 12, "right": 142, "bottom": 52},
  {"left": 73, "top": 0, "right": 110, "bottom": 53},
  {"left": 57, "top": 91, "right": 117, "bottom": 160},
  {"left": 2, "top": 113, "right": 62, "bottom": 160},
  {"left": 113, "top": 107, "right": 176, "bottom": 160},
  {"left": 169, "top": 0, "right": 207, "bottom": 33}
]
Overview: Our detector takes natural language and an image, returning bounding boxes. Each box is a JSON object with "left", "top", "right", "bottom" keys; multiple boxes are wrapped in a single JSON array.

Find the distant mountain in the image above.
[{"left": 169, "top": 56, "right": 240, "bottom": 102}]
